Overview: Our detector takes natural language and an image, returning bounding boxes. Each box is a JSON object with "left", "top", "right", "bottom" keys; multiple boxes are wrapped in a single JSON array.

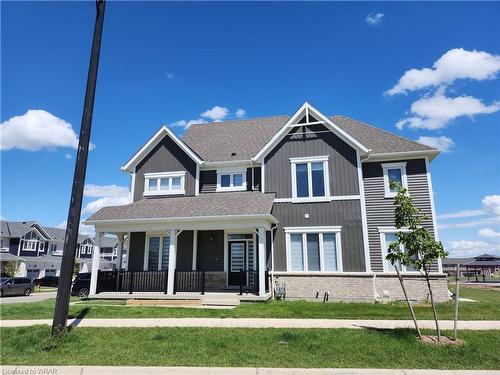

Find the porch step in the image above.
[
  {"left": 126, "top": 299, "right": 203, "bottom": 307},
  {"left": 201, "top": 296, "right": 241, "bottom": 307}
]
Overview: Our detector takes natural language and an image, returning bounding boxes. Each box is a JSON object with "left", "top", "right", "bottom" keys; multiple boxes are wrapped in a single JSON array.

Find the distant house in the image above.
[
  {"left": 0, "top": 220, "right": 127, "bottom": 278},
  {"left": 442, "top": 254, "right": 500, "bottom": 278}
]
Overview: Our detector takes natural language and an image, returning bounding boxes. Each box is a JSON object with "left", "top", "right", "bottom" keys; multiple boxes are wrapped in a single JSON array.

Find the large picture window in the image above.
[
  {"left": 379, "top": 229, "right": 418, "bottom": 273},
  {"left": 290, "top": 156, "right": 330, "bottom": 201},
  {"left": 285, "top": 227, "right": 342, "bottom": 272},
  {"left": 144, "top": 171, "right": 186, "bottom": 196}
]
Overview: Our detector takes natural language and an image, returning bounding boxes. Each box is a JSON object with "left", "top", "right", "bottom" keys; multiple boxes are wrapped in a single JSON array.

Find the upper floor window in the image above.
[
  {"left": 382, "top": 162, "right": 408, "bottom": 198},
  {"left": 216, "top": 169, "right": 246, "bottom": 192},
  {"left": 290, "top": 156, "right": 330, "bottom": 201},
  {"left": 285, "top": 227, "right": 342, "bottom": 272},
  {"left": 22, "top": 240, "right": 38, "bottom": 251},
  {"left": 144, "top": 171, "right": 186, "bottom": 196}
]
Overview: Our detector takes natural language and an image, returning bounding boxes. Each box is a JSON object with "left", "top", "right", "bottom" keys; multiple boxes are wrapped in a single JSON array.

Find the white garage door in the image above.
[{"left": 27, "top": 269, "right": 40, "bottom": 279}]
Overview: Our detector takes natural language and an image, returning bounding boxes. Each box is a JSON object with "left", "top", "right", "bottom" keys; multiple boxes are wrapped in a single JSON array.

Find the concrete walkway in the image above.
[
  {"left": 1, "top": 366, "right": 498, "bottom": 375},
  {"left": 1, "top": 318, "right": 499, "bottom": 330},
  {"left": 0, "top": 291, "right": 57, "bottom": 304}
]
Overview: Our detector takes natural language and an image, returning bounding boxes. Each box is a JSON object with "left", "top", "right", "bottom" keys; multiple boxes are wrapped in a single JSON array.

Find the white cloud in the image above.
[
  {"left": 482, "top": 195, "right": 500, "bottom": 216},
  {"left": 65, "top": 153, "right": 73, "bottom": 159},
  {"left": 396, "top": 90, "right": 500, "bottom": 130},
  {"left": 81, "top": 184, "right": 131, "bottom": 216},
  {"left": 446, "top": 240, "right": 500, "bottom": 258},
  {"left": 438, "top": 217, "right": 500, "bottom": 230},
  {"left": 169, "top": 106, "right": 246, "bottom": 130},
  {"left": 366, "top": 13, "right": 384, "bottom": 26},
  {"left": 235, "top": 108, "right": 246, "bottom": 118},
  {"left": 438, "top": 195, "right": 500, "bottom": 230},
  {"left": 57, "top": 220, "right": 95, "bottom": 236},
  {"left": 478, "top": 228, "right": 500, "bottom": 238},
  {"left": 166, "top": 72, "right": 174, "bottom": 79},
  {"left": 387, "top": 48, "right": 500, "bottom": 95},
  {"left": 0, "top": 109, "right": 95, "bottom": 151},
  {"left": 417, "top": 136, "right": 455, "bottom": 153},
  {"left": 437, "top": 209, "right": 484, "bottom": 220},
  {"left": 201, "top": 106, "right": 229, "bottom": 121}
]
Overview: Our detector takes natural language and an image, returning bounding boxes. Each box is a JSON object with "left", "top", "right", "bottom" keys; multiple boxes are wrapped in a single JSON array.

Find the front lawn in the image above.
[
  {"left": 1, "top": 326, "right": 499, "bottom": 368},
  {"left": 1, "top": 286, "right": 498, "bottom": 321}
]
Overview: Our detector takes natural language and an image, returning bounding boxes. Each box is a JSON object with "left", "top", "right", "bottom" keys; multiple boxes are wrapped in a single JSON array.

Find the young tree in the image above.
[
  {"left": 387, "top": 181, "right": 448, "bottom": 342},
  {"left": 3, "top": 261, "right": 21, "bottom": 277}
]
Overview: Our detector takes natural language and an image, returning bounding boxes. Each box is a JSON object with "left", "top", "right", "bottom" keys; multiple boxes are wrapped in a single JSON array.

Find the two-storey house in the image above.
[{"left": 85, "top": 102, "right": 448, "bottom": 302}]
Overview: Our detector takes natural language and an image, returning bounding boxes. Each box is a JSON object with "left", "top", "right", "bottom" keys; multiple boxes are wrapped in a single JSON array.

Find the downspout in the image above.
[
  {"left": 372, "top": 271, "right": 381, "bottom": 300},
  {"left": 251, "top": 159, "right": 254, "bottom": 190},
  {"left": 270, "top": 224, "right": 278, "bottom": 299}
]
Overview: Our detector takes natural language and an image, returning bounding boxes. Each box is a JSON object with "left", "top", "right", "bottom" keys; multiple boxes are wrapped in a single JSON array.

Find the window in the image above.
[
  {"left": 382, "top": 162, "right": 408, "bottom": 198},
  {"left": 22, "top": 240, "right": 37, "bottom": 251},
  {"left": 285, "top": 227, "right": 342, "bottom": 272},
  {"left": 216, "top": 169, "right": 246, "bottom": 192},
  {"left": 379, "top": 229, "right": 418, "bottom": 273},
  {"left": 39, "top": 242, "right": 45, "bottom": 252},
  {"left": 290, "top": 156, "right": 329, "bottom": 201},
  {"left": 145, "top": 235, "right": 171, "bottom": 271},
  {"left": 144, "top": 171, "right": 186, "bottom": 196}
]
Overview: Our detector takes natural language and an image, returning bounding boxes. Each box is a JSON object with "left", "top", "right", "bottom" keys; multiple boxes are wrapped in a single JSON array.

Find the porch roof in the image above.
[{"left": 84, "top": 191, "right": 276, "bottom": 228}]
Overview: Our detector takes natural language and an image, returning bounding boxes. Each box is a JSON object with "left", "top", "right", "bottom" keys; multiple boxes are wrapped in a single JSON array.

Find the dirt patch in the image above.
[{"left": 418, "top": 335, "right": 464, "bottom": 346}]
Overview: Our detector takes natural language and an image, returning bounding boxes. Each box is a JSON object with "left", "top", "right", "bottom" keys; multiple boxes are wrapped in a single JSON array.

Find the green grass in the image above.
[
  {"left": 1, "top": 286, "right": 498, "bottom": 321},
  {"left": 1, "top": 326, "right": 499, "bottom": 368}
]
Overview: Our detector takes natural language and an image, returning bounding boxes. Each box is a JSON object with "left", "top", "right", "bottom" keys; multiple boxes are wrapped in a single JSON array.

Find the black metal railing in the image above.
[
  {"left": 97, "top": 270, "right": 168, "bottom": 294},
  {"left": 239, "top": 269, "right": 270, "bottom": 295},
  {"left": 173, "top": 270, "right": 205, "bottom": 294}
]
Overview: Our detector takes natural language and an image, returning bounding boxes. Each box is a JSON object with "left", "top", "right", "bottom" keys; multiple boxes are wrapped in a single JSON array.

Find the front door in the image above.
[{"left": 228, "top": 241, "right": 246, "bottom": 286}]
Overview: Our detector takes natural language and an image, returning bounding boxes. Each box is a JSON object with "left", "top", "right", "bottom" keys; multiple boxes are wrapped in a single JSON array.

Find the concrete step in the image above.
[{"left": 201, "top": 297, "right": 240, "bottom": 307}]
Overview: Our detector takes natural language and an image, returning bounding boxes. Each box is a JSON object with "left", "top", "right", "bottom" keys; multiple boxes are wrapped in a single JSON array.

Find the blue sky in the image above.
[{"left": 1, "top": 1, "right": 499, "bottom": 257}]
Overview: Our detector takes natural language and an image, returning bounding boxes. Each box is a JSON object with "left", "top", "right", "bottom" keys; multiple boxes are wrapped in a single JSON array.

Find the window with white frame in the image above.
[
  {"left": 145, "top": 235, "right": 171, "bottom": 271},
  {"left": 22, "top": 240, "right": 38, "bottom": 251},
  {"left": 216, "top": 169, "right": 246, "bottom": 192},
  {"left": 382, "top": 162, "right": 408, "bottom": 198},
  {"left": 144, "top": 171, "right": 186, "bottom": 196},
  {"left": 379, "top": 229, "right": 418, "bottom": 272},
  {"left": 39, "top": 242, "right": 45, "bottom": 252},
  {"left": 290, "top": 156, "right": 330, "bottom": 201},
  {"left": 285, "top": 227, "right": 342, "bottom": 272}
]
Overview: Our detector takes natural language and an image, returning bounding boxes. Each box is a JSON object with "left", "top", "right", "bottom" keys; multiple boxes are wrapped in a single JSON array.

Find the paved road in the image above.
[
  {"left": 1, "top": 366, "right": 498, "bottom": 375},
  {"left": 1, "top": 317, "right": 499, "bottom": 330},
  {"left": 0, "top": 291, "right": 56, "bottom": 304}
]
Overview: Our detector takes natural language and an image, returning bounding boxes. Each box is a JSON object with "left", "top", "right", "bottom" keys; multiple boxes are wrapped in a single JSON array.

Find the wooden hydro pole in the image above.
[{"left": 52, "top": 0, "right": 106, "bottom": 336}]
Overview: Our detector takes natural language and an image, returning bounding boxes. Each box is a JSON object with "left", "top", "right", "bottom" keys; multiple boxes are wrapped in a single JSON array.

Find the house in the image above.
[
  {"left": 0, "top": 220, "right": 126, "bottom": 278},
  {"left": 84, "top": 102, "right": 448, "bottom": 302},
  {"left": 442, "top": 254, "right": 500, "bottom": 279},
  {"left": 442, "top": 257, "right": 474, "bottom": 276}
]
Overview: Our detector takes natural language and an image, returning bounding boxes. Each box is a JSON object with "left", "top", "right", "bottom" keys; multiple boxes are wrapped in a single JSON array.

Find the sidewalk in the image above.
[
  {"left": 1, "top": 366, "right": 499, "bottom": 375},
  {"left": 1, "top": 318, "right": 499, "bottom": 330}
]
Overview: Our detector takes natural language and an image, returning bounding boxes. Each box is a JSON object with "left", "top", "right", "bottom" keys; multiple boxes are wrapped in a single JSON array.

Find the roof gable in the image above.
[
  {"left": 122, "top": 126, "right": 203, "bottom": 173},
  {"left": 252, "top": 102, "right": 370, "bottom": 161}
]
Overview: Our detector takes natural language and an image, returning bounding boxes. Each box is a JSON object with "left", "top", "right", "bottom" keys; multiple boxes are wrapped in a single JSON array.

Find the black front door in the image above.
[{"left": 228, "top": 241, "right": 246, "bottom": 286}]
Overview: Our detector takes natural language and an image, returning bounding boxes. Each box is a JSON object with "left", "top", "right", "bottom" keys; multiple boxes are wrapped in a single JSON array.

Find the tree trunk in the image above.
[
  {"left": 395, "top": 265, "right": 422, "bottom": 339},
  {"left": 424, "top": 264, "right": 441, "bottom": 341}
]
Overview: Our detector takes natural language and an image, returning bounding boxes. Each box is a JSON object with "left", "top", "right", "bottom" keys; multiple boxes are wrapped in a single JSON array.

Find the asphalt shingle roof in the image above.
[
  {"left": 1, "top": 221, "right": 88, "bottom": 243},
  {"left": 181, "top": 114, "right": 436, "bottom": 162},
  {"left": 87, "top": 191, "right": 276, "bottom": 222}
]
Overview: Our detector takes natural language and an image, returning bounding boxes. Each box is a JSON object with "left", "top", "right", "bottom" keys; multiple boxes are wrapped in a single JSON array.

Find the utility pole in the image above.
[{"left": 52, "top": 0, "right": 106, "bottom": 336}]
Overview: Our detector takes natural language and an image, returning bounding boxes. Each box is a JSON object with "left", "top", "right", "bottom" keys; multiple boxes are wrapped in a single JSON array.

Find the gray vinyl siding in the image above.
[
  {"left": 133, "top": 135, "right": 197, "bottom": 201},
  {"left": 264, "top": 124, "right": 359, "bottom": 198},
  {"left": 128, "top": 232, "right": 146, "bottom": 271},
  {"left": 196, "top": 230, "right": 224, "bottom": 271},
  {"left": 362, "top": 158, "right": 438, "bottom": 272},
  {"left": 176, "top": 230, "right": 194, "bottom": 271},
  {"left": 272, "top": 200, "right": 366, "bottom": 272},
  {"left": 200, "top": 167, "right": 261, "bottom": 194}
]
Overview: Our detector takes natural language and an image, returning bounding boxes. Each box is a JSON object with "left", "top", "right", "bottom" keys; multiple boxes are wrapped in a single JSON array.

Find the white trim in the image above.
[
  {"left": 290, "top": 156, "right": 330, "bottom": 201},
  {"left": 382, "top": 162, "right": 408, "bottom": 198},
  {"left": 258, "top": 227, "right": 266, "bottom": 296},
  {"left": 130, "top": 172, "right": 136, "bottom": 200},
  {"left": 166, "top": 229, "right": 177, "bottom": 294},
  {"left": 223, "top": 231, "right": 228, "bottom": 285},
  {"left": 122, "top": 126, "right": 203, "bottom": 172},
  {"left": 195, "top": 165, "right": 200, "bottom": 196},
  {"left": 363, "top": 150, "right": 440, "bottom": 163},
  {"left": 216, "top": 168, "right": 247, "bottom": 192},
  {"left": 261, "top": 161, "right": 265, "bottom": 193},
  {"left": 274, "top": 195, "right": 360, "bottom": 203},
  {"left": 143, "top": 171, "right": 186, "bottom": 197},
  {"left": 22, "top": 239, "right": 38, "bottom": 252},
  {"left": 203, "top": 160, "right": 253, "bottom": 169},
  {"left": 377, "top": 226, "right": 411, "bottom": 233},
  {"left": 357, "top": 150, "right": 371, "bottom": 272},
  {"left": 425, "top": 156, "right": 442, "bottom": 273},
  {"left": 192, "top": 230, "right": 198, "bottom": 270},
  {"left": 252, "top": 102, "right": 370, "bottom": 162},
  {"left": 89, "top": 232, "right": 103, "bottom": 295},
  {"left": 285, "top": 226, "right": 343, "bottom": 272}
]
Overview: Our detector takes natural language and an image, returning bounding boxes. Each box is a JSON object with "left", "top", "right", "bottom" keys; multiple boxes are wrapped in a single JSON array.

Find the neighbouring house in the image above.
[
  {"left": 442, "top": 257, "right": 474, "bottom": 277},
  {"left": 0, "top": 220, "right": 127, "bottom": 278},
  {"left": 442, "top": 254, "right": 500, "bottom": 280},
  {"left": 84, "top": 102, "right": 448, "bottom": 302}
]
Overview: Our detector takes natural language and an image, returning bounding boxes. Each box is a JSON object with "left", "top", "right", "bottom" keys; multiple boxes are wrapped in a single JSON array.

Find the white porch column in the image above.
[
  {"left": 89, "top": 233, "right": 103, "bottom": 296},
  {"left": 192, "top": 230, "right": 198, "bottom": 271},
  {"left": 116, "top": 233, "right": 125, "bottom": 271},
  {"left": 166, "top": 229, "right": 177, "bottom": 294},
  {"left": 258, "top": 227, "right": 266, "bottom": 296}
]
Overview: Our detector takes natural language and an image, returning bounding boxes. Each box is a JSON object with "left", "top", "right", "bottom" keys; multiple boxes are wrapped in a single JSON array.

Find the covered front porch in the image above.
[{"left": 87, "top": 220, "right": 274, "bottom": 300}]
